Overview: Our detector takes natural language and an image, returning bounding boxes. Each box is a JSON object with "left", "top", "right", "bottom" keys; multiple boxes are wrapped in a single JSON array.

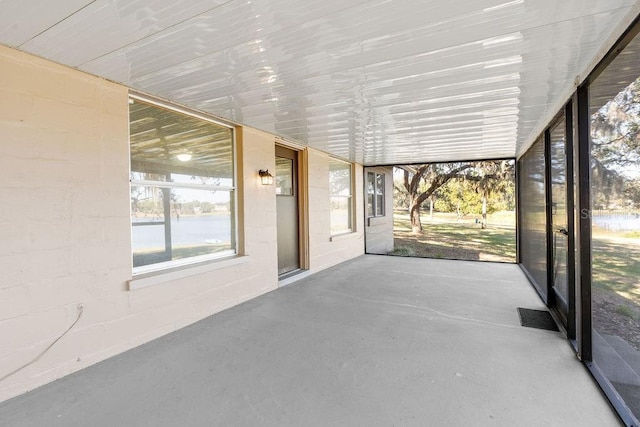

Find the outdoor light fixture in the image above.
[
  {"left": 176, "top": 152, "right": 192, "bottom": 162},
  {"left": 259, "top": 169, "right": 274, "bottom": 185}
]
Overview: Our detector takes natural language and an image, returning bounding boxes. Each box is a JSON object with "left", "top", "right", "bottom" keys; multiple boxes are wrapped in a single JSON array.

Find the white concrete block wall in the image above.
[
  {"left": 307, "top": 150, "right": 365, "bottom": 272},
  {"left": 363, "top": 166, "right": 395, "bottom": 254},
  {"left": 0, "top": 46, "right": 365, "bottom": 403},
  {"left": 0, "top": 45, "right": 133, "bottom": 401}
]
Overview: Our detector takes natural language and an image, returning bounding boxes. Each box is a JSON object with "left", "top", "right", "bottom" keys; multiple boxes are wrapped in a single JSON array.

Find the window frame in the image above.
[
  {"left": 329, "top": 157, "right": 354, "bottom": 236},
  {"left": 367, "top": 171, "right": 386, "bottom": 218},
  {"left": 129, "top": 93, "right": 238, "bottom": 276}
]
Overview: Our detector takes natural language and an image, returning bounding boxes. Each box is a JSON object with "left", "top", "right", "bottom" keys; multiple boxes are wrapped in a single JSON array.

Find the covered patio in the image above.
[{"left": 0, "top": 256, "right": 618, "bottom": 426}]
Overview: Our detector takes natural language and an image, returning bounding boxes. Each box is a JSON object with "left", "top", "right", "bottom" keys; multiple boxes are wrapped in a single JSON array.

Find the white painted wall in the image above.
[
  {"left": 0, "top": 46, "right": 364, "bottom": 402},
  {"left": 308, "top": 150, "right": 365, "bottom": 272},
  {"left": 364, "top": 166, "right": 395, "bottom": 254}
]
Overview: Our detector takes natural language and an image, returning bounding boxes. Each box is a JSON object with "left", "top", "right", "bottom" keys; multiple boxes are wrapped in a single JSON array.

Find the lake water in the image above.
[
  {"left": 592, "top": 214, "right": 640, "bottom": 232},
  {"left": 132, "top": 215, "right": 231, "bottom": 250}
]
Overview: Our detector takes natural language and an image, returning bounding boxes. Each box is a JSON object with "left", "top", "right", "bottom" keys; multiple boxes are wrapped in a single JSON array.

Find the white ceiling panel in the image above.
[
  {"left": 19, "top": 0, "right": 232, "bottom": 66},
  {"left": 0, "top": 0, "right": 92, "bottom": 46},
  {"left": 1, "top": 0, "right": 638, "bottom": 165}
]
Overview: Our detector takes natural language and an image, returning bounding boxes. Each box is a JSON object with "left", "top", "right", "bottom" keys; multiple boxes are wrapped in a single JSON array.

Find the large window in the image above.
[
  {"left": 589, "top": 29, "right": 640, "bottom": 421},
  {"left": 329, "top": 158, "right": 353, "bottom": 234},
  {"left": 519, "top": 139, "right": 548, "bottom": 293},
  {"left": 129, "top": 97, "right": 236, "bottom": 273},
  {"left": 367, "top": 172, "right": 385, "bottom": 217}
]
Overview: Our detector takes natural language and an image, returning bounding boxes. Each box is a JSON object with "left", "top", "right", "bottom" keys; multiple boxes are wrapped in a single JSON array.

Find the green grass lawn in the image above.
[
  {"left": 592, "top": 232, "right": 640, "bottom": 305},
  {"left": 133, "top": 243, "right": 232, "bottom": 267},
  {"left": 591, "top": 231, "right": 640, "bottom": 350},
  {"left": 392, "top": 212, "right": 516, "bottom": 262}
]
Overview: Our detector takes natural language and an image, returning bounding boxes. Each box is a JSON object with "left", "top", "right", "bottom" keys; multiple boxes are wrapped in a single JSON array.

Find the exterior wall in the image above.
[
  {"left": 307, "top": 149, "right": 365, "bottom": 272},
  {"left": 0, "top": 46, "right": 364, "bottom": 402},
  {"left": 364, "top": 166, "right": 395, "bottom": 254}
]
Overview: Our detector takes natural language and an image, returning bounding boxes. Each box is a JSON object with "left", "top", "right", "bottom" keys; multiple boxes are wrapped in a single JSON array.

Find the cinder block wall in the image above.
[
  {"left": 308, "top": 149, "right": 365, "bottom": 271},
  {"left": 0, "top": 46, "right": 366, "bottom": 402}
]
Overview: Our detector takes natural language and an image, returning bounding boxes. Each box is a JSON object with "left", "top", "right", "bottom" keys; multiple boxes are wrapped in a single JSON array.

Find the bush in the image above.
[{"left": 388, "top": 246, "right": 416, "bottom": 257}]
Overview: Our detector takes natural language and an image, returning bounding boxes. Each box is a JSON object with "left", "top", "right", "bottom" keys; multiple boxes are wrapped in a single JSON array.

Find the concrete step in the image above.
[
  {"left": 593, "top": 331, "right": 640, "bottom": 386},
  {"left": 602, "top": 334, "right": 640, "bottom": 379}
]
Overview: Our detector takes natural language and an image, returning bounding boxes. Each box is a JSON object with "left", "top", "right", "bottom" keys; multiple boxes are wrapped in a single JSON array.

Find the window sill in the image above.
[
  {"left": 367, "top": 216, "right": 387, "bottom": 226},
  {"left": 128, "top": 255, "right": 249, "bottom": 291},
  {"left": 330, "top": 231, "right": 357, "bottom": 242}
]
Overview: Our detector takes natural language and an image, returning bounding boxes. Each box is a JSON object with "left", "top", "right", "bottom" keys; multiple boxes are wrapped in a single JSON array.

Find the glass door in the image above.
[
  {"left": 549, "top": 116, "right": 569, "bottom": 322},
  {"left": 275, "top": 146, "right": 300, "bottom": 276}
]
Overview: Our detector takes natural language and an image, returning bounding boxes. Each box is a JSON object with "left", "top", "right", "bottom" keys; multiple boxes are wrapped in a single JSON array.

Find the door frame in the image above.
[
  {"left": 275, "top": 140, "right": 309, "bottom": 272},
  {"left": 544, "top": 103, "right": 576, "bottom": 339}
]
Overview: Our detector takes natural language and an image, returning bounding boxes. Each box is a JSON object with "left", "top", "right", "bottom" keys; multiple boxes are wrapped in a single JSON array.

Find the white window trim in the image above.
[
  {"left": 329, "top": 231, "right": 358, "bottom": 241},
  {"left": 128, "top": 255, "right": 249, "bottom": 290},
  {"left": 329, "top": 158, "right": 354, "bottom": 236},
  {"left": 367, "top": 171, "right": 385, "bottom": 218}
]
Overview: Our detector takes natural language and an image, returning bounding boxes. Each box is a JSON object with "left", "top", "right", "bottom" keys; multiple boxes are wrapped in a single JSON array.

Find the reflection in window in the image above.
[
  {"left": 129, "top": 97, "right": 235, "bottom": 272},
  {"left": 589, "top": 31, "right": 640, "bottom": 420},
  {"left": 549, "top": 117, "right": 569, "bottom": 305},
  {"left": 275, "top": 157, "right": 293, "bottom": 196},
  {"left": 518, "top": 138, "right": 548, "bottom": 295},
  {"left": 368, "top": 172, "right": 385, "bottom": 217},
  {"left": 329, "top": 158, "right": 352, "bottom": 234},
  {"left": 376, "top": 173, "right": 385, "bottom": 216}
]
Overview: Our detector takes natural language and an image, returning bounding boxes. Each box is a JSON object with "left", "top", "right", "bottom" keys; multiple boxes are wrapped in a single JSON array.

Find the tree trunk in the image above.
[
  {"left": 402, "top": 163, "right": 474, "bottom": 234},
  {"left": 481, "top": 195, "right": 487, "bottom": 229},
  {"left": 429, "top": 196, "right": 434, "bottom": 219},
  {"left": 410, "top": 197, "right": 423, "bottom": 233}
]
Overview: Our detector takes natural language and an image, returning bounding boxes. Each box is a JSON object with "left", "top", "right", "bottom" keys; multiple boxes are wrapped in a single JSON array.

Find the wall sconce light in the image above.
[{"left": 259, "top": 169, "right": 274, "bottom": 185}]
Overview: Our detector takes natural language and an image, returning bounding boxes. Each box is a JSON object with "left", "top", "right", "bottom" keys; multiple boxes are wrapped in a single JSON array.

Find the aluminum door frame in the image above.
[{"left": 275, "top": 145, "right": 300, "bottom": 276}]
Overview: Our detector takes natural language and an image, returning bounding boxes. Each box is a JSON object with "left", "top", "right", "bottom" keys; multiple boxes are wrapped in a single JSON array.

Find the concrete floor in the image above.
[{"left": 0, "top": 255, "right": 621, "bottom": 426}]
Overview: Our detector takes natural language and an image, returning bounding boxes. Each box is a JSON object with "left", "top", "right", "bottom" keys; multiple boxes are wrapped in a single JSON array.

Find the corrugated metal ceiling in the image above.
[{"left": 1, "top": 0, "right": 638, "bottom": 164}]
